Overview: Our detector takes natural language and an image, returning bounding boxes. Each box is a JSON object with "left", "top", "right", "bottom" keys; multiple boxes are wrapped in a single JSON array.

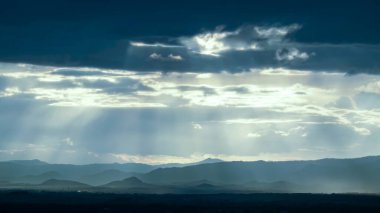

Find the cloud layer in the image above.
[{"left": 1, "top": 62, "right": 380, "bottom": 163}]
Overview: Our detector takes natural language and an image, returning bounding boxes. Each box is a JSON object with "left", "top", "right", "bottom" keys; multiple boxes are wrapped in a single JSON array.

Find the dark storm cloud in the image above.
[{"left": 0, "top": 0, "right": 380, "bottom": 74}]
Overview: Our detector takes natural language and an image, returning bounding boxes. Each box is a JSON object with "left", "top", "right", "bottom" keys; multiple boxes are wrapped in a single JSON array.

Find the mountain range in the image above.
[{"left": 1, "top": 156, "right": 380, "bottom": 193}]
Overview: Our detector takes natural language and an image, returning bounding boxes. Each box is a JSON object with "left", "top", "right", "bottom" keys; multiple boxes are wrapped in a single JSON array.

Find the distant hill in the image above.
[
  {"left": 0, "top": 158, "right": 224, "bottom": 185},
  {"left": 196, "top": 158, "right": 224, "bottom": 164},
  {"left": 2, "top": 156, "right": 380, "bottom": 193},
  {"left": 80, "top": 169, "right": 137, "bottom": 186},
  {"left": 0, "top": 161, "right": 156, "bottom": 182},
  {"left": 38, "top": 179, "right": 91, "bottom": 191},
  {"left": 184, "top": 158, "right": 223, "bottom": 167},
  {"left": 172, "top": 179, "right": 220, "bottom": 187},
  {"left": 102, "top": 177, "right": 151, "bottom": 189},
  {"left": 9, "top": 159, "right": 48, "bottom": 166},
  {"left": 78, "top": 169, "right": 139, "bottom": 186},
  {"left": 14, "top": 171, "right": 63, "bottom": 184},
  {"left": 40, "top": 179, "right": 89, "bottom": 187},
  {"left": 156, "top": 158, "right": 224, "bottom": 168},
  {"left": 139, "top": 156, "right": 380, "bottom": 193}
]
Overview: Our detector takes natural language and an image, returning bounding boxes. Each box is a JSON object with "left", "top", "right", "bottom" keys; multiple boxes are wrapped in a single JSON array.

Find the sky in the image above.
[{"left": 0, "top": 0, "right": 380, "bottom": 164}]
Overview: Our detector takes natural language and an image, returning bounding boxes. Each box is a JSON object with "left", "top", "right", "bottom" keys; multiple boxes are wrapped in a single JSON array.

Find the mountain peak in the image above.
[
  {"left": 102, "top": 176, "right": 148, "bottom": 188},
  {"left": 122, "top": 177, "right": 144, "bottom": 185},
  {"left": 198, "top": 158, "right": 223, "bottom": 164}
]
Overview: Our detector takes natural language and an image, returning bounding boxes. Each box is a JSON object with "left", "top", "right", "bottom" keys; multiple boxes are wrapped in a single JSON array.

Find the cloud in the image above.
[
  {"left": 223, "top": 119, "right": 302, "bottom": 125},
  {"left": 247, "top": 132, "right": 261, "bottom": 138},
  {"left": 168, "top": 54, "right": 183, "bottom": 61},
  {"left": 179, "top": 26, "right": 233, "bottom": 56},
  {"left": 254, "top": 24, "right": 301, "bottom": 39},
  {"left": 223, "top": 86, "right": 251, "bottom": 94},
  {"left": 258, "top": 68, "right": 312, "bottom": 76},
  {"left": 123, "top": 42, "right": 380, "bottom": 73},
  {"left": 274, "top": 126, "right": 307, "bottom": 137},
  {"left": 332, "top": 96, "right": 356, "bottom": 109},
  {"left": 0, "top": 76, "right": 7, "bottom": 90},
  {"left": 192, "top": 123, "right": 203, "bottom": 130},
  {"left": 270, "top": 105, "right": 376, "bottom": 136},
  {"left": 149, "top": 53, "right": 183, "bottom": 61},
  {"left": 122, "top": 25, "right": 380, "bottom": 74},
  {"left": 1, "top": 62, "right": 380, "bottom": 163},
  {"left": 130, "top": 41, "right": 183, "bottom": 48},
  {"left": 0, "top": 0, "right": 379, "bottom": 75},
  {"left": 0, "top": 64, "right": 162, "bottom": 107},
  {"left": 174, "top": 85, "right": 217, "bottom": 96},
  {"left": 357, "top": 81, "right": 380, "bottom": 94},
  {"left": 179, "top": 24, "right": 300, "bottom": 56},
  {"left": 0, "top": 87, "right": 21, "bottom": 97},
  {"left": 149, "top": 53, "right": 164, "bottom": 60},
  {"left": 353, "top": 92, "right": 380, "bottom": 109},
  {"left": 62, "top": 137, "right": 75, "bottom": 146},
  {"left": 352, "top": 127, "right": 371, "bottom": 136},
  {"left": 196, "top": 73, "right": 213, "bottom": 79},
  {"left": 1, "top": 2, "right": 380, "bottom": 164},
  {"left": 109, "top": 152, "right": 314, "bottom": 164},
  {"left": 1, "top": 63, "right": 379, "bottom": 113},
  {"left": 28, "top": 87, "right": 166, "bottom": 107},
  {"left": 275, "top": 47, "right": 310, "bottom": 61},
  {"left": 0, "top": 64, "right": 353, "bottom": 109},
  {"left": 50, "top": 69, "right": 115, "bottom": 77}
]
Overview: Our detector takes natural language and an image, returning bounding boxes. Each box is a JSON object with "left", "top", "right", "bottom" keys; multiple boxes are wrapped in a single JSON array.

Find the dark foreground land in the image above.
[{"left": 1, "top": 191, "right": 380, "bottom": 212}]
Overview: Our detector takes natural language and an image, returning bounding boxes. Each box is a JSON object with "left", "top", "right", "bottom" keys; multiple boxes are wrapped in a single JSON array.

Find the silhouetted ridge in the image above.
[
  {"left": 121, "top": 177, "right": 144, "bottom": 185},
  {"left": 139, "top": 155, "right": 380, "bottom": 193},
  {"left": 195, "top": 183, "right": 216, "bottom": 188},
  {"left": 79, "top": 169, "right": 135, "bottom": 186},
  {"left": 9, "top": 159, "right": 48, "bottom": 166},
  {"left": 1, "top": 156, "right": 380, "bottom": 193},
  {"left": 102, "top": 177, "right": 150, "bottom": 188},
  {"left": 40, "top": 179, "right": 90, "bottom": 187},
  {"left": 15, "top": 171, "right": 63, "bottom": 184},
  {"left": 197, "top": 158, "right": 223, "bottom": 164}
]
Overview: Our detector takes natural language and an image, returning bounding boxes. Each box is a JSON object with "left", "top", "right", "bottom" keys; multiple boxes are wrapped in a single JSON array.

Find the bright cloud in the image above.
[
  {"left": 254, "top": 24, "right": 301, "bottom": 39},
  {"left": 130, "top": 41, "right": 183, "bottom": 48},
  {"left": 357, "top": 81, "right": 380, "bottom": 94},
  {"left": 1, "top": 63, "right": 380, "bottom": 163},
  {"left": 62, "top": 137, "right": 75, "bottom": 146},
  {"left": 247, "top": 132, "right": 262, "bottom": 138},
  {"left": 276, "top": 47, "right": 310, "bottom": 61},
  {"left": 149, "top": 53, "right": 183, "bottom": 61},
  {"left": 179, "top": 24, "right": 302, "bottom": 57}
]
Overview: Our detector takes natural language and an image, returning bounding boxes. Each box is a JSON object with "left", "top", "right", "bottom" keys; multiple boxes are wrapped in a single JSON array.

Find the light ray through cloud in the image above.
[{"left": 0, "top": 62, "right": 380, "bottom": 163}]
